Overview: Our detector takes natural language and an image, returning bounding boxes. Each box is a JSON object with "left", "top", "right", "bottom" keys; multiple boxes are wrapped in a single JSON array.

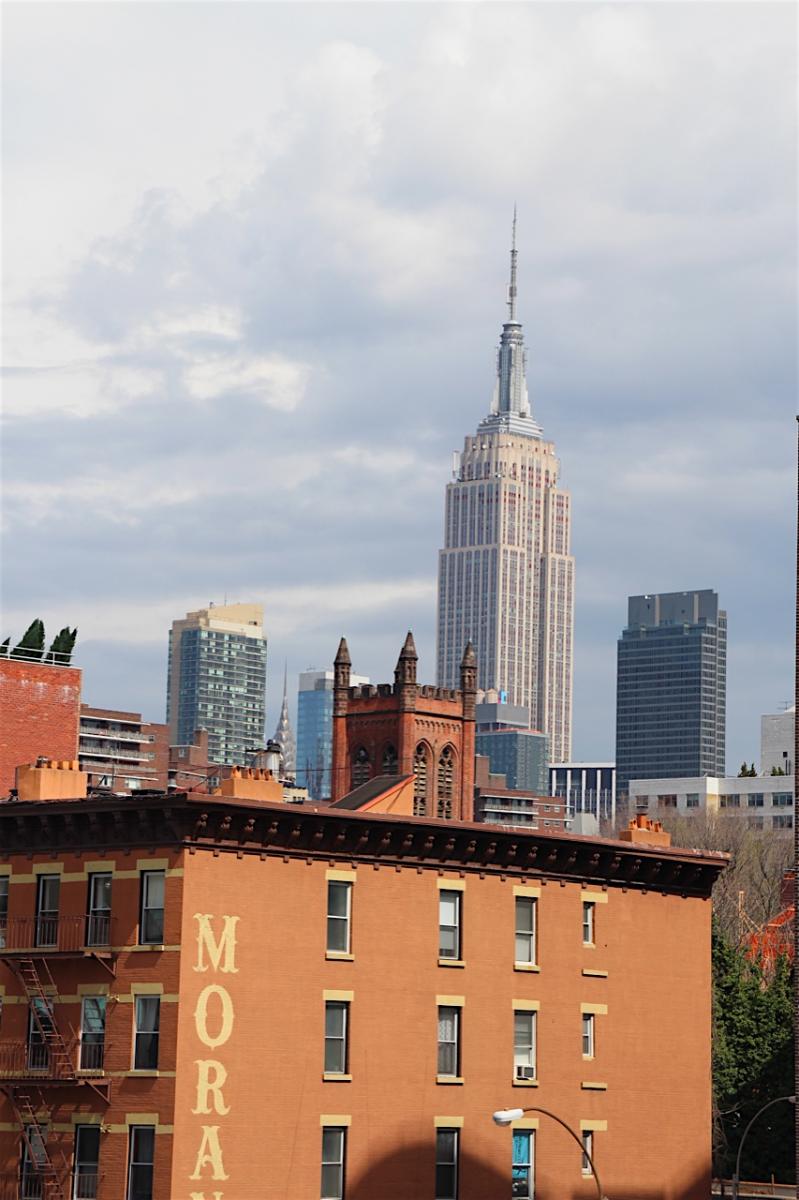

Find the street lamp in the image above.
[
  {"left": 492, "top": 1106, "right": 608, "bottom": 1200},
  {"left": 731, "top": 1094, "right": 796, "bottom": 1200}
]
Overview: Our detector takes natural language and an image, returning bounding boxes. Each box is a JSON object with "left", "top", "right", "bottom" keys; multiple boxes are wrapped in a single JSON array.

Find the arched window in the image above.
[
  {"left": 437, "top": 745, "right": 455, "bottom": 819},
  {"left": 351, "top": 746, "right": 371, "bottom": 790},
  {"left": 382, "top": 744, "right": 398, "bottom": 776},
  {"left": 413, "top": 743, "right": 430, "bottom": 817}
]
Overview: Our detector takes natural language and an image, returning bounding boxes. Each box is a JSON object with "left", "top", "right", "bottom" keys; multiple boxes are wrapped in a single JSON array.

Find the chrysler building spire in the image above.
[{"left": 484, "top": 209, "right": 540, "bottom": 435}]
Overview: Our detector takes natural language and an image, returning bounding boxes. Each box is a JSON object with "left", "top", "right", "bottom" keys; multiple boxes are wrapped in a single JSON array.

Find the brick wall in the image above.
[{"left": 0, "top": 658, "right": 81, "bottom": 794}]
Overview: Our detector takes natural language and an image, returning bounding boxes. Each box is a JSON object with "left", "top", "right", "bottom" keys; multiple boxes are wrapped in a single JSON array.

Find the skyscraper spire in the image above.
[
  {"left": 484, "top": 208, "right": 537, "bottom": 432},
  {"left": 508, "top": 203, "right": 518, "bottom": 322},
  {"left": 271, "top": 661, "right": 296, "bottom": 778}
]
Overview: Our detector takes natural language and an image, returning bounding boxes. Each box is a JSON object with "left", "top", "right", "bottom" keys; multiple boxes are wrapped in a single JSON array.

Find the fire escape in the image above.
[{"left": 0, "top": 915, "right": 116, "bottom": 1200}]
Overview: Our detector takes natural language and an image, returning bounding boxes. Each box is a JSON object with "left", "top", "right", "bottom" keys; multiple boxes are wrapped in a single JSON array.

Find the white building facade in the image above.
[
  {"left": 436, "top": 218, "right": 575, "bottom": 762},
  {"left": 629, "top": 775, "right": 794, "bottom": 832}
]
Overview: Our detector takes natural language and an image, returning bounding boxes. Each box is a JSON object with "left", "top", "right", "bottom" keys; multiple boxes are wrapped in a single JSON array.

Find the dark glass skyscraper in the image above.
[{"left": 615, "top": 590, "right": 726, "bottom": 794}]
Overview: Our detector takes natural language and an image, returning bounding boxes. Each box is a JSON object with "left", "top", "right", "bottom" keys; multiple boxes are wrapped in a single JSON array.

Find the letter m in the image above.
[{"left": 193, "top": 914, "right": 240, "bottom": 973}]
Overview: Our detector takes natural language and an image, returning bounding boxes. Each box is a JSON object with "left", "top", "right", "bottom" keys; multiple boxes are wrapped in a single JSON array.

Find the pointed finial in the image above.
[
  {"left": 399, "top": 630, "right": 418, "bottom": 660},
  {"left": 508, "top": 206, "right": 518, "bottom": 323},
  {"left": 334, "top": 637, "right": 351, "bottom": 667},
  {"left": 282, "top": 659, "right": 288, "bottom": 698}
]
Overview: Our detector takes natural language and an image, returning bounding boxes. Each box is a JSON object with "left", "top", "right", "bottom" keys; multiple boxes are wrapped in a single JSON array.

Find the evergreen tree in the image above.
[
  {"left": 12, "top": 619, "right": 45, "bottom": 661},
  {"left": 46, "top": 626, "right": 77, "bottom": 664}
]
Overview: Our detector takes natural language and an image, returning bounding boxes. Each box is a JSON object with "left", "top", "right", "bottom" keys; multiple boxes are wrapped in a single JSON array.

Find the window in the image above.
[
  {"left": 437, "top": 747, "right": 455, "bottom": 819},
  {"left": 581, "top": 1130, "right": 594, "bottom": 1177},
  {"left": 437, "top": 1006, "right": 460, "bottom": 1077},
  {"left": 327, "top": 881, "right": 352, "bottom": 954},
  {"left": 513, "top": 1011, "right": 536, "bottom": 1081},
  {"left": 21, "top": 1122, "right": 48, "bottom": 1200},
  {"left": 439, "top": 891, "right": 461, "bottom": 960},
  {"left": 773, "top": 793, "right": 793, "bottom": 807},
  {"left": 139, "top": 871, "right": 164, "bottom": 945},
  {"left": 351, "top": 746, "right": 370, "bottom": 790},
  {"left": 748, "top": 794, "right": 764, "bottom": 808},
  {"left": 324, "top": 1002, "right": 349, "bottom": 1074},
  {"left": 686, "top": 793, "right": 700, "bottom": 808},
  {"left": 414, "top": 743, "right": 430, "bottom": 817},
  {"left": 773, "top": 815, "right": 793, "bottom": 830},
  {"left": 320, "top": 1126, "right": 346, "bottom": 1200},
  {"left": 0, "top": 875, "right": 8, "bottom": 948},
  {"left": 86, "top": 873, "right": 112, "bottom": 947},
  {"left": 514, "top": 897, "right": 536, "bottom": 965},
  {"left": 659, "top": 794, "right": 677, "bottom": 808},
  {"left": 721, "top": 794, "right": 740, "bottom": 808},
  {"left": 73, "top": 1124, "right": 100, "bottom": 1200},
  {"left": 133, "top": 997, "right": 160, "bottom": 1070},
  {"left": 582, "top": 902, "right": 595, "bottom": 946},
  {"left": 582, "top": 1013, "right": 595, "bottom": 1059},
  {"left": 27, "top": 997, "right": 54, "bottom": 1072},
  {"left": 512, "top": 1129, "right": 534, "bottom": 1198},
  {"left": 35, "top": 874, "right": 60, "bottom": 948},
  {"left": 381, "top": 744, "right": 398, "bottom": 775},
  {"left": 126, "top": 1126, "right": 154, "bottom": 1200},
  {"left": 748, "top": 816, "right": 764, "bottom": 830},
  {"left": 435, "top": 1128, "right": 459, "bottom": 1200},
  {"left": 79, "top": 997, "right": 106, "bottom": 1072}
]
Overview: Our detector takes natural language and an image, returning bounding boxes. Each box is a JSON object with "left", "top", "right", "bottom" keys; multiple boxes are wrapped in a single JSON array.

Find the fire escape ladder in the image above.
[
  {"left": 5, "top": 1086, "right": 68, "bottom": 1200},
  {"left": 11, "top": 958, "right": 75, "bottom": 1080}
]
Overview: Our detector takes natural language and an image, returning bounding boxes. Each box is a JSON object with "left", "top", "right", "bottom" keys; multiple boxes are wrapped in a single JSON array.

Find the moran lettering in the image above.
[{"left": 189, "top": 913, "right": 238, "bottom": 1196}]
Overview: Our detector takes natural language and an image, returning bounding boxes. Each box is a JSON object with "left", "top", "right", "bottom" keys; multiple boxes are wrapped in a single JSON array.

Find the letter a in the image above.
[
  {"left": 194, "top": 914, "right": 240, "bottom": 973},
  {"left": 189, "top": 1126, "right": 228, "bottom": 1181}
]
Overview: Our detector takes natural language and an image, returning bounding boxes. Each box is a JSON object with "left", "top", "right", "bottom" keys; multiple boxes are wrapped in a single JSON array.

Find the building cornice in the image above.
[{"left": 0, "top": 792, "right": 727, "bottom": 898}]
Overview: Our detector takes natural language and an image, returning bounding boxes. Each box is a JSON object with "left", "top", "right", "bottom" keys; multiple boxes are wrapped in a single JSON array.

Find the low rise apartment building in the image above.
[{"left": 0, "top": 760, "right": 725, "bottom": 1200}]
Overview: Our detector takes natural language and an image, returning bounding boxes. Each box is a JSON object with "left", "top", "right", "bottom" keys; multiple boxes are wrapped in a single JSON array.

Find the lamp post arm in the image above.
[
  {"left": 517, "top": 1106, "right": 605, "bottom": 1200},
  {"left": 732, "top": 1094, "right": 796, "bottom": 1199}
]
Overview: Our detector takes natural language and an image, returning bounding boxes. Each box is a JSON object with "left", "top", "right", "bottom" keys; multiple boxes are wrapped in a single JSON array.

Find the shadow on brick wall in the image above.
[{"left": 348, "top": 1141, "right": 709, "bottom": 1200}]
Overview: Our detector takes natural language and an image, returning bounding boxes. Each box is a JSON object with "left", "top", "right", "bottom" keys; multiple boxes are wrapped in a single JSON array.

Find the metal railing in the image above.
[
  {"left": 0, "top": 1040, "right": 106, "bottom": 1081},
  {"left": 0, "top": 1172, "right": 100, "bottom": 1200},
  {"left": 0, "top": 916, "right": 114, "bottom": 953}
]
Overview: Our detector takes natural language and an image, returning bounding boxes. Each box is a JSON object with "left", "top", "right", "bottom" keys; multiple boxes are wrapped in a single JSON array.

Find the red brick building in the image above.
[
  {"left": 0, "top": 659, "right": 81, "bottom": 796},
  {"left": 78, "top": 708, "right": 169, "bottom": 793},
  {"left": 0, "top": 759, "right": 726, "bottom": 1200},
  {"left": 331, "top": 633, "right": 477, "bottom": 821}
]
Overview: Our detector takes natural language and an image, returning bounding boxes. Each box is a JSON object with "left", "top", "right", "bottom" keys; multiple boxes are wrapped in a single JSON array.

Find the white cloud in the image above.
[{"left": 183, "top": 352, "right": 310, "bottom": 410}]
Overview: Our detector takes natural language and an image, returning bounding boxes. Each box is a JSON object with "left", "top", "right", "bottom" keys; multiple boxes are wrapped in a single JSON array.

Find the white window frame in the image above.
[
  {"left": 435, "top": 1127, "right": 459, "bottom": 1200},
  {"left": 324, "top": 1001, "right": 349, "bottom": 1074},
  {"left": 320, "top": 1125, "right": 346, "bottom": 1200},
  {"left": 133, "top": 996, "right": 160, "bottom": 1070},
  {"left": 511, "top": 1128, "right": 535, "bottom": 1199},
  {"left": 79, "top": 995, "right": 106, "bottom": 1072},
  {"left": 582, "top": 901, "right": 595, "bottom": 946},
  {"left": 139, "top": 871, "right": 165, "bottom": 945},
  {"left": 327, "top": 881, "right": 352, "bottom": 955},
  {"left": 581, "top": 1130, "right": 594, "bottom": 1176},
  {"left": 126, "top": 1124, "right": 155, "bottom": 1200},
  {"left": 437, "top": 1005, "right": 460, "bottom": 1078},
  {"left": 514, "top": 897, "right": 537, "bottom": 965},
  {"left": 513, "top": 1010, "right": 536, "bottom": 1081},
  {"left": 439, "top": 890, "right": 461, "bottom": 960},
  {"left": 582, "top": 1012, "right": 595, "bottom": 1059}
]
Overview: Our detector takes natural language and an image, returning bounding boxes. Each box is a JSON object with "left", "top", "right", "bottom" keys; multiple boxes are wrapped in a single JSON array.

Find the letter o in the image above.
[{"left": 194, "top": 984, "right": 234, "bottom": 1049}]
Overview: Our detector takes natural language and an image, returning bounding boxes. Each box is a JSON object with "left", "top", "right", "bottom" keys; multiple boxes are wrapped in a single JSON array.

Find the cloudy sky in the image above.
[{"left": 2, "top": 2, "right": 796, "bottom": 768}]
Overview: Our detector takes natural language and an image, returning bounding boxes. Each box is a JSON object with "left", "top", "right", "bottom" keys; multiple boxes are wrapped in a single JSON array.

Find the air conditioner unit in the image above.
[{"left": 515, "top": 1065, "right": 535, "bottom": 1081}]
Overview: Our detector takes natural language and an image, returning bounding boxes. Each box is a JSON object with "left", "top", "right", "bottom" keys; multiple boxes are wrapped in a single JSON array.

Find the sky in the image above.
[{"left": 2, "top": 2, "right": 796, "bottom": 769}]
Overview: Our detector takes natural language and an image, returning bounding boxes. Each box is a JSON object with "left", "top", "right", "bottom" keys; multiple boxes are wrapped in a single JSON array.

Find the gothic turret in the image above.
[{"left": 333, "top": 637, "right": 351, "bottom": 718}]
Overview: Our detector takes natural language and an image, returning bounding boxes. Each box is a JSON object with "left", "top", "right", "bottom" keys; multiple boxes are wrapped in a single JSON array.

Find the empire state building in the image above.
[{"left": 436, "top": 216, "right": 575, "bottom": 762}]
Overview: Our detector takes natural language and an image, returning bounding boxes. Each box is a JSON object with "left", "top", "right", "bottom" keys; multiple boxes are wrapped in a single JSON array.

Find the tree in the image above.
[
  {"left": 12, "top": 619, "right": 45, "bottom": 661},
  {"left": 770, "top": 765, "right": 786, "bottom": 776},
  {"left": 46, "top": 626, "right": 78, "bottom": 664},
  {"left": 713, "top": 925, "right": 794, "bottom": 1180}
]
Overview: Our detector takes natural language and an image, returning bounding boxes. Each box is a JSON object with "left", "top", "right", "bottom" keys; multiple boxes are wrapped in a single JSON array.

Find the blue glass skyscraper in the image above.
[{"left": 615, "top": 590, "right": 726, "bottom": 795}]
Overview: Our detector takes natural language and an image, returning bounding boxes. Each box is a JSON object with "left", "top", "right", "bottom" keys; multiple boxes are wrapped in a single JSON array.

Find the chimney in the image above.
[
  {"left": 618, "top": 814, "right": 672, "bottom": 848},
  {"left": 15, "top": 759, "right": 88, "bottom": 802}
]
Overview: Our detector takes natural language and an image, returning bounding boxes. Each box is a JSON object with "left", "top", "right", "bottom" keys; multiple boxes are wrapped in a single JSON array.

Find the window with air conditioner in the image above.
[{"left": 513, "top": 1010, "right": 536, "bottom": 1081}]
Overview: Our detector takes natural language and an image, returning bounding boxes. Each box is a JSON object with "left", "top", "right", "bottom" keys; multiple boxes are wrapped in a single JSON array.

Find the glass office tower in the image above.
[
  {"left": 166, "top": 603, "right": 267, "bottom": 767},
  {"left": 296, "top": 668, "right": 369, "bottom": 800},
  {"left": 615, "top": 590, "right": 726, "bottom": 795}
]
